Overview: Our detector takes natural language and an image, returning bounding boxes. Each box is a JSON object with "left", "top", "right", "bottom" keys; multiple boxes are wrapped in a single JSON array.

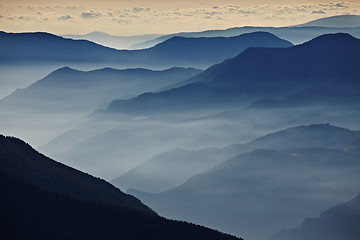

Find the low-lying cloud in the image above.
[{"left": 81, "top": 11, "right": 102, "bottom": 19}]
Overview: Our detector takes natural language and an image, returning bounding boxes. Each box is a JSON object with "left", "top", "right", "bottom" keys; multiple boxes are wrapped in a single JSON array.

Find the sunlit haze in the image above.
[{"left": 1, "top": 0, "right": 360, "bottom": 35}]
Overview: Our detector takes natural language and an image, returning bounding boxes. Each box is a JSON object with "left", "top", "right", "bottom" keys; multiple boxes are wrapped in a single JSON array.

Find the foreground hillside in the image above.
[{"left": 0, "top": 135, "right": 241, "bottom": 240}]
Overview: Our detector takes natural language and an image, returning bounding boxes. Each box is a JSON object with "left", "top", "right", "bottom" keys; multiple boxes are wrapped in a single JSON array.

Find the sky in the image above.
[{"left": 0, "top": 0, "right": 359, "bottom": 36}]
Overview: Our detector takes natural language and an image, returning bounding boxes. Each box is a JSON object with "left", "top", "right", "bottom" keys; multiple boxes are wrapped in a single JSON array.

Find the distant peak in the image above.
[
  {"left": 51, "top": 66, "right": 79, "bottom": 75},
  {"left": 58, "top": 66, "right": 74, "bottom": 71},
  {"left": 303, "top": 32, "right": 358, "bottom": 45}
]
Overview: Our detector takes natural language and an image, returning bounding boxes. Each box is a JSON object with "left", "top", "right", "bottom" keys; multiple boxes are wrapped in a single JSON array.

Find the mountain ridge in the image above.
[
  {"left": 107, "top": 33, "right": 360, "bottom": 115},
  {"left": 0, "top": 31, "right": 292, "bottom": 69}
]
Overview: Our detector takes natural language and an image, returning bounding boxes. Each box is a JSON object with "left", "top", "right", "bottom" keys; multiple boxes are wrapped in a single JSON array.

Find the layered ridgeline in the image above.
[
  {"left": 268, "top": 193, "right": 360, "bottom": 240},
  {"left": 127, "top": 124, "right": 360, "bottom": 240},
  {"left": 132, "top": 15, "right": 360, "bottom": 48},
  {"left": 62, "top": 31, "right": 163, "bottom": 50},
  {"left": 0, "top": 67, "right": 201, "bottom": 114},
  {"left": 107, "top": 33, "right": 360, "bottom": 115},
  {"left": 112, "top": 124, "right": 360, "bottom": 193},
  {"left": 295, "top": 14, "right": 360, "bottom": 28},
  {"left": 0, "top": 135, "right": 242, "bottom": 240},
  {"left": 0, "top": 31, "right": 292, "bottom": 69}
]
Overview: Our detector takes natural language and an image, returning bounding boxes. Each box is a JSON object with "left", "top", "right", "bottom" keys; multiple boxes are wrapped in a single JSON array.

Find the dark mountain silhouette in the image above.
[
  {"left": 63, "top": 31, "right": 162, "bottom": 50},
  {"left": 107, "top": 33, "right": 360, "bottom": 115},
  {"left": 112, "top": 124, "right": 360, "bottom": 193},
  {"left": 0, "top": 31, "right": 119, "bottom": 63},
  {"left": 0, "top": 66, "right": 201, "bottom": 113},
  {"left": 0, "top": 134, "right": 153, "bottom": 214},
  {"left": 0, "top": 31, "right": 291, "bottom": 68},
  {"left": 0, "top": 134, "right": 242, "bottom": 240},
  {"left": 130, "top": 146, "right": 360, "bottom": 240},
  {"left": 132, "top": 15, "right": 360, "bottom": 48},
  {"left": 295, "top": 14, "right": 360, "bottom": 28},
  {"left": 268, "top": 193, "right": 360, "bottom": 240}
]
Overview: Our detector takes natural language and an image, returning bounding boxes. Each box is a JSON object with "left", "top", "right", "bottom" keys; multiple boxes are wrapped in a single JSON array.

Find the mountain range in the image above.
[
  {"left": 128, "top": 124, "right": 360, "bottom": 240},
  {"left": 0, "top": 31, "right": 292, "bottom": 69},
  {"left": 132, "top": 15, "right": 360, "bottom": 48},
  {"left": 295, "top": 14, "right": 360, "bottom": 28},
  {"left": 1, "top": 13, "right": 359, "bottom": 240},
  {"left": 62, "top": 31, "right": 162, "bottom": 50},
  {"left": 0, "top": 66, "right": 201, "bottom": 114},
  {"left": 0, "top": 134, "right": 242, "bottom": 240},
  {"left": 112, "top": 123, "right": 360, "bottom": 192},
  {"left": 249, "top": 78, "right": 360, "bottom": 109},
  {"left": 107, "top": 33, "right": 360, "bottom": 115}
]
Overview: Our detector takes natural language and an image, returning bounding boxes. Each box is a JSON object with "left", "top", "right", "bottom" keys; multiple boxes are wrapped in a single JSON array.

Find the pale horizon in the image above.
[{"left": 0, "top": 0, "right": 359, "bottom": 36}]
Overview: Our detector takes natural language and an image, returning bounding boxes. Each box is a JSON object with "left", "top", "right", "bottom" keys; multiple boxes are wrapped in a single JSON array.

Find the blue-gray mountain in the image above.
[
  {"left": 62, "top": 31, "right": 162, "bottom": 50},
  {"left": 0, "top": 67, "right": 201, "bottom": 114},
  {"left": 0, "top": 134, "right": 242, "bottom": 240},
  {"left": 113, "top": 123, "right": 360, "bottom": 193},
  {"left": 128, "top": 124, "right": 360, "bottom": 240},
  {"left": 0, "top": 31, "right": 292, "bottom": 69},
  {"left": 295, "top": 14, "right": 360, "bottom": 28},
  {"left": 249, "top": 78, "right": 360, "bottom": 108},
  {"left": 268, "top": 193, "right": 360, "bottom": 240},
  {"left": 107, "top": 33, "right": 360, "bottom": 115},
  {"left": 132, "top": 15, "right": 360, "bottom": 48}
]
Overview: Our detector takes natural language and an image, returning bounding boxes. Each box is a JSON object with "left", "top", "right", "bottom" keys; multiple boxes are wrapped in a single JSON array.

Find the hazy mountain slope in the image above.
[
  {"left": 63, "top": 31, "right": 162, "bottom": 50},
  {"left": 0, "top": 31, "right": 291, "bottom": 68},
  {"left": 0, "top": 135, "right": 242, "bottom": 240},
  {"left": 249, "top": 78, "right": 360, "bottom": 109},
  {"left": 268, "top": 193, "right": 360, "bottom": 240},
  {"left": 111, "top": 147, "right": 236, "bottom": 193},
  {"left": 131, "top": 147, "right": 360, "bottom": 240},
  {"left": 113, "top": 124, "right": 360, "bottom": 193},
  {"left": 107, "top": 33, "right": 360, "bottom": 115},
  {"left": 0, "top": 66, "right": 201, "bottom": 113},
  {"left": 236, "top": 123, "right": 360, "bottom": 152},
  {"left": 295, "top": 15, "right": 360, "bottom": 28}
]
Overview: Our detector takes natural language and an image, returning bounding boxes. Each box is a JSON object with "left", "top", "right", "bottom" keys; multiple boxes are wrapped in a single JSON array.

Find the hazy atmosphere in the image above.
[
  {"left": 1, "top": 1, "right": 360, "bottom": 240},
  {"left": 1, "top": 0, "right": 360, "bottom": 35}
]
